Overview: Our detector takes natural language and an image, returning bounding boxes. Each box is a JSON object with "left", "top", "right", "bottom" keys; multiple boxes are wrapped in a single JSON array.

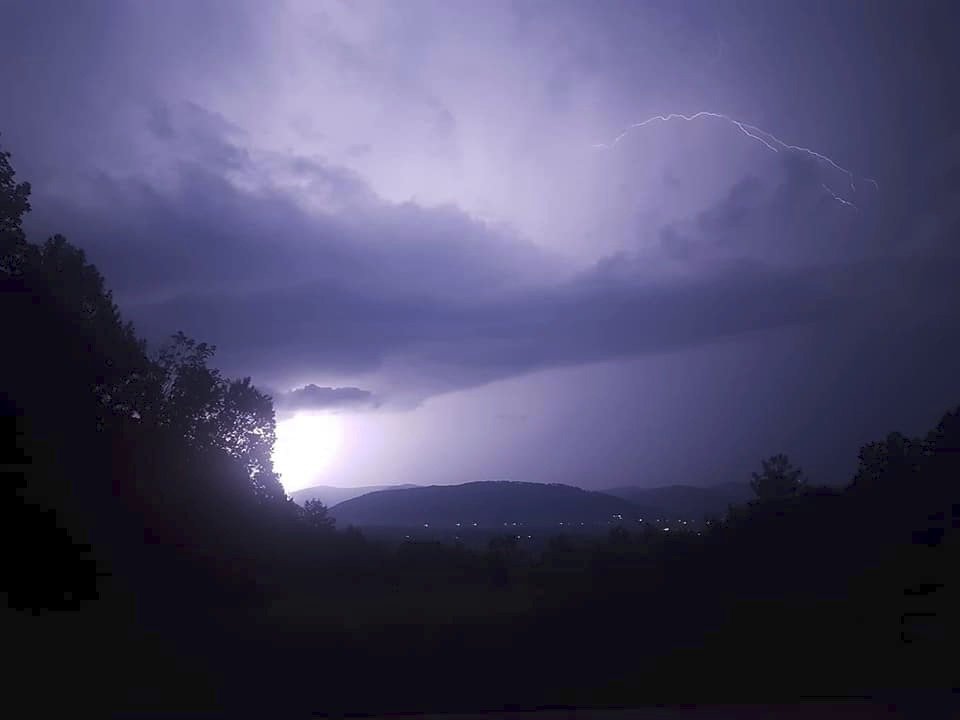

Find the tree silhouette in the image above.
[
  {"left": 302, "top": 499, "right": 336, "bottom": 531},
  {"left": 2, "top": 149, "right": 148, "bottom": 609},
  {"left": 750, "top": 453, "right": 804, "bottom": 502},
  {"left": 218, "top": 378, "right": 282, "bottom": 501},
  {"left": 1, "top": 141, "right": 297, "bottom": 610},
  {"left": 152, "top": 332, "right": 286, "bottom": 504},
  {"left": 0, "top": 143, "right": 31, "bottom": 273},
  {"left": 153, "top": 332, "right": 224, "bottom": 442},
  {"left": 852, "top": 432, "right": 923, "bottom": 493}
]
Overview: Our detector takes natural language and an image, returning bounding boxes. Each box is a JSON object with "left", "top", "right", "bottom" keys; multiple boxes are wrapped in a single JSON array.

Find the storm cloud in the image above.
[
  {"left": 2, "top": 0, "right": 959, "bottom": 489},
  {"left": 20, "top": 119, "right": 914, "bottom": 405}
]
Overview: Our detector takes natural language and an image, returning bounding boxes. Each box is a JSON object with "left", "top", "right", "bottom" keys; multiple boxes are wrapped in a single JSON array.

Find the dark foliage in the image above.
[
  {"left": 301, "top": 498, "right": 336, "bottom": 531},
  {"left": 750, "top": 453, "right": 805, "bottom": 501}
]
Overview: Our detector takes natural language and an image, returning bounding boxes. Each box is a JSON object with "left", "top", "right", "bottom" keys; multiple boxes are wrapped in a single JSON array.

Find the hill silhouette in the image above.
[
  {"left": 290, "top": 483, "right": 418, "bottom": 507},
  {"left": 330, "top": 480, "right": 649, "bottom": 528},
  {"left": 603, "top": 481, "right": 753, "bottom": 520}
]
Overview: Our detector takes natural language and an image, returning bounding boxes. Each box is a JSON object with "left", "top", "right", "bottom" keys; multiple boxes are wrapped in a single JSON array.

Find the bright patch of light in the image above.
[{"left": 273, "top": 412, "right": 343, "bottom": 492}]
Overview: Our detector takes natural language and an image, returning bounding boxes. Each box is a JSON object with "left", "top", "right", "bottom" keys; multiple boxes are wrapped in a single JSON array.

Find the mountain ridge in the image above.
[
  {"left": 290, "top": 483, "right": 419, "bottom": 507},
  {"left": 329, "top": 480, "right": 654, "bottom": 528}
]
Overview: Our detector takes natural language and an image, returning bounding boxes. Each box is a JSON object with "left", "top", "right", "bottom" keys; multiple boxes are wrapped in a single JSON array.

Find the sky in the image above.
[{"left": 2, "top": 0, "right": 959, "bottom": 492}]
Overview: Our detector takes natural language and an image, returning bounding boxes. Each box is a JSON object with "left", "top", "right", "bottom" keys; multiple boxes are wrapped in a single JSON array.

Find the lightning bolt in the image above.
[
  {"left": 821, "top": 183, "right": 858, "bottom": 212},
  {"left": 594, "top": 112, "right": 877, "bottom": 209}
]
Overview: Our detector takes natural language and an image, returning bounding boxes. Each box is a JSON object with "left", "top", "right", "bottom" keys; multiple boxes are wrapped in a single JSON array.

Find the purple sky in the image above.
[{"left": 2, "top": 0, "right": 959, "bottom": 490}]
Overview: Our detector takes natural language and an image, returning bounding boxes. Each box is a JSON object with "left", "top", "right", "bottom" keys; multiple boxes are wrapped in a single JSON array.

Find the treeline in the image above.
[
  {"left": 3, "top": 143, "right": 956, "bottom": 712},
  {"left": 1, "top": 144, "right": 342, "bottom": 613}
]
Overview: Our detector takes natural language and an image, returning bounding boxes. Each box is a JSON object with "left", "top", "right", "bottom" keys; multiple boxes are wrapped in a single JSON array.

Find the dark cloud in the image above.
[
  {"left": 146, "top": 105, "right": 176, "bottom": 141},
  {"left": 696, "top": 174, "right": 763, "bottom": 237},
  {"left": 658, "top": 225, "right": 693, "bottom": 261},
  {"left": 26, "top": 106, "right": 553, "bottom": 309},
  {"left": 653, "top": 150, "right": 890, "bottom": 270},
  {"left": 18, "top": 104, "right": 960, "bottom": 409}
]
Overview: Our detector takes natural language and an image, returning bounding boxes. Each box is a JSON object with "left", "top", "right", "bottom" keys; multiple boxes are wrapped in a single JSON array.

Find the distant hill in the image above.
[
  {"left": 290, "top": 484, "right": 419, "bottom": 507},
  {"left": 603, "top": 482, "right": 753, "bottom": 520},
  {"left": 330, "top": 481, "right": 648, "bottom": 528}
]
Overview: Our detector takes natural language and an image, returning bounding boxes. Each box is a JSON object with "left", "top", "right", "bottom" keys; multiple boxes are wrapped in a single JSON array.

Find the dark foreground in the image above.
[{"left": 365, "top": 706, "right": 941, "bottom": 720}]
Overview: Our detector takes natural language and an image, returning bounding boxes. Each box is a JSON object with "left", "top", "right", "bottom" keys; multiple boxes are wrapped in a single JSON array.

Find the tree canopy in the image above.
[{"left": 750, "top": 453, "right": 805, "bottom": 502}]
